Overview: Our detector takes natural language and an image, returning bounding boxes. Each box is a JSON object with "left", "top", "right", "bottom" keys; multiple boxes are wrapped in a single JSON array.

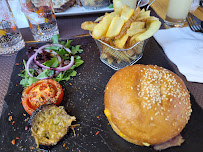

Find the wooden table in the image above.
[{"left": 149, "top": 0, "right": 203, "bottom": 21}]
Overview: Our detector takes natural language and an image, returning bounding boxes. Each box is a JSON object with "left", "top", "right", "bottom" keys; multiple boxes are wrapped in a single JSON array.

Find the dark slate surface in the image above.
[{"left": 0, "top": 36, "right": 203, "bottom": 152}]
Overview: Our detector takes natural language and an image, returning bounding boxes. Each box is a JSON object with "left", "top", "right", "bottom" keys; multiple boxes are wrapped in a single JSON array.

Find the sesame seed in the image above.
[
  {"left": 151, "top": 117, "right": 153, "bottom": 120},
  {"left": 131, "top": 86, "right": 133, "bottom": 90}
]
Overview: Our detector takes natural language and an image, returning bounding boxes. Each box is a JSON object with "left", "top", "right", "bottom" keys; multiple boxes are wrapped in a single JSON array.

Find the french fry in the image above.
[
  {"left": 147, "top": 16, "right": 159, "bottom": 22},
  {"left": 113, "top": 0, "right": 124, "bottom": 15},
  {"left": 115, "top": 7, "right": 141, "bottom": 39},
  {"left": 139, "top": 8, "right": 145, "bottom": 14},
  {"left": 130, "top": 33, "right": 142, "bottom": 46},
  {"left": 120, "top": 5, "right": 134, "bottom": 22},
  {"left": 128, "top": 28, "right": 146, "bottom": 37},
  {"left": 106, "top": 15, "right": 125, "bottom": 38},
  {"left": 127, "top": 22, "right": 146, "bottom": 36},
  {"left": 101, "top": 52, "right": 108, "bottom": 59},
  {"left": 135, "top": 20, "right": 161, "bottom": 42},
  {"left": 92, "top": 12, "right": 116, "bottom": 39},
  {"left": 94, "top": 15, "right": 105, "bottom": 23},
  {"left": 107, "top": 57, "right": 113, "bottom": 64},
  {"left": 105, "top": 48, "right": 131, "bottom": 63},
  {"left": 136, "top": 10, "right": 151, "bottom": 21},
  {"left": 81, "top": 21, "right": 97, "bottom": 32},
  {"left": 117, "top": 59, "right": 122, "bottom": 64},
  {"left": 114, "top": 34, "right": 128, "bottom": 49}
]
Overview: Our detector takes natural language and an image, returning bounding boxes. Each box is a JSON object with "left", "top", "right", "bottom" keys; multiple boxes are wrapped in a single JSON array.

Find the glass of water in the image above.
[
  {"left": 0, "top": 0, "right": 25, "bottom": 55},
  {"left": 19, "top": 0, "right": 59, "bottom": 42},
  {"left": 164, "top": 0, "right": 193, "bottom": 28}
]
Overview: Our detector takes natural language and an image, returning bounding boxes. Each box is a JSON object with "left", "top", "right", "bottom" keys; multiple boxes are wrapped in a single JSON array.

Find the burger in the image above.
[{"left": 104, "top": 65, "right": 192, "bottom": 150}]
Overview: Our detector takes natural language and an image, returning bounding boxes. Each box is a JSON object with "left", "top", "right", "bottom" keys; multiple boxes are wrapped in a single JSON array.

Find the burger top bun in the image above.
[{"left": 104, "top": 65, "right": 192, "bottom": 146}]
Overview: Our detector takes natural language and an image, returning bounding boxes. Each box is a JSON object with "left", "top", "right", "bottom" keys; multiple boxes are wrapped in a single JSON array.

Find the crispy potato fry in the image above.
[
  {"left": 92, "top": 12, "right": 116, "bottom": 39},
  {"left": 135, "top": 20, "right": 161, "bottom": 42},
  {"left": 94, "top": 15, "right": 105, "bottom": 23},
  {"left": 130, "top": 33, "right": 142, "bottom": 46},
  {"left": 107, "top": 49, "right": 130, "bottom": 62},
  {"left": 114, "top": 34, "right": 128, "bottom": 49},
  {"left": 106, "top": 15, "right": 125, "bottom": 38},
  {"left": 140, "top": 8, "right": 145, "bottom": 13},
  {"left": 127, "top": 22, "right": 146, "bottom": 36},
  {"left": 81, "top": 21, "right": 97, "bottom": 32},
  {"left": 101, "top": 37, "right": 114, "bottom": 46},
  {"left": 147, "top": 16, "right": 159, "bottom": 22},
  {"left": 101, "top": 52, "right": 108, "bottom": 59},
  {"left": 113, "top": 0, "right": 124, "bottom": 15},
  {"left": 107, "top": 57, "right": 113, "bottom": 64},
  {"left": 128, "top": 28, "right": 146, "bottom": 37},
  {"left": 130, "top": 7, "right": 141, "bottom": 21},
  {"left": 117, "top": 59, "right": 122, "bottom": 64},
  {"left": 115, "top": 7, "right": 140, "bottom": 39},
  {"left": 136, "top": 10, "right": 150, "bottom": 21},
  {"left": 120, "top": 5, "right": 134, "bottom": 22}
]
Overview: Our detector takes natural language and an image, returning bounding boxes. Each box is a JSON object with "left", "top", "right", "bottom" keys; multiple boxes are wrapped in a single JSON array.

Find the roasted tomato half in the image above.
[{"left": 22, "top": 79, "right": 64, "bottom": 115}]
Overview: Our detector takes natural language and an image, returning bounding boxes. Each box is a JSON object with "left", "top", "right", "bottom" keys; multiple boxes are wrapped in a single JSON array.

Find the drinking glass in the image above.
[
  {"left": 0, "top": 0, "right": 25, "bottom": 55},
  {"left": 164, "top": 0, "right": 193, "bottom": 28},
  {"left": 19, "top": 0, "right": 59, "bottom": 42},
  {"left": 121, "top": 0, "right": 137, "bottom": 9}
]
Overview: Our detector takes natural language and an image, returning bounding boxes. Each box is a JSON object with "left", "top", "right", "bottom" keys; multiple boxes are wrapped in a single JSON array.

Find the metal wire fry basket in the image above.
[
  {"left": 93, "top": 36, "right": 148, "bottom": 70},
  {"left": 89, "top": 0, "right": 155, "bottom": 70}
]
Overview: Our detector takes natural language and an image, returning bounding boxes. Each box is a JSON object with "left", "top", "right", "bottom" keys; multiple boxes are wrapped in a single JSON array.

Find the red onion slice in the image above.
[
  {"left": 26, "top": 53, "right": 53, "bottom": 79},
  {"left": 34, "top": 44, "right": 74, "bottom": 72},
  {"left": 25, "top": 43, "right": 74, "bottom": 80}
]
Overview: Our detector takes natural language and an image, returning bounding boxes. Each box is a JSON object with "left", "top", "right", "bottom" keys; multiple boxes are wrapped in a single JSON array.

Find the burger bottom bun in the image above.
[{"left": 104, "top": 65, "right": 192, "bottom": 146}]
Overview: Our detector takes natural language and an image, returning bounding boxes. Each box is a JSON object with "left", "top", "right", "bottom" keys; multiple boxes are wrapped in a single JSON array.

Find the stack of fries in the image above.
[{"left": 81, "top": 0, "right": 161, "bottom": 69}]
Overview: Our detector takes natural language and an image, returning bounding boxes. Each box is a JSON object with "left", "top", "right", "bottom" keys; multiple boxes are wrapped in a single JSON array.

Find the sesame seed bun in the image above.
[{"left": 104, "top": 65, "right": 192, "bottom": 146}]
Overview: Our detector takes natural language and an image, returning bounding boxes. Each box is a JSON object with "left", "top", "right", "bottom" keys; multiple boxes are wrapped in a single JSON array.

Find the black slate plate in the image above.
[{"left": 0, "top": 36, "right": 203, "bottom": 152}]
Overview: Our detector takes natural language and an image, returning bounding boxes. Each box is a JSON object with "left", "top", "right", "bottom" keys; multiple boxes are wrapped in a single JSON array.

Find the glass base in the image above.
[
  {"left": 164, "top": 16, "right": 185, "bottom": 28},
  {"left": 0, "top": 33, "right": 25, "bottom": 55},
  {"left": 31, "top": 21, "right": 59, "bottom": 42}
]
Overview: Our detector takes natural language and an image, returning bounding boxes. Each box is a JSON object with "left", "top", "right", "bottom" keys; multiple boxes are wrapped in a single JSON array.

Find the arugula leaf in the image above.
[
  {"left": 75, "top": 59, "right": 84, "bottom": 67},
  {"left": 65, "top": 40, "right": 73, "bottom": 48},
  {"left": 37, "top": 69, "right": 54, "bottom": 79},
  {"left": 71, "top": 45, "right": 83, "bottom": 55},
  {"left": 75, "top": 55, "right": 81, "bottom": 60},
  {"left": 55, "top": 69, "right": 77, "bottom": 82},
  {"left": 60, "top": 41, "right": 66, "bottom": 45},
  {"left": 56, "top": 48, "right": 69, "bottom": 56},
  {"left": 18, "top": 60, "right": 38, "bottom": 87},
  {"left": 109, "top": 4, "right": 113, "bottom": 8},
  {"left": 45, "top": 46, "right": 59, "bottom": 51},
  {"left": 51, "top": 34, "right": 60, "bottom": 44},
  {"left": 43, "top": 57, "right": 59, "bottom": 68}
]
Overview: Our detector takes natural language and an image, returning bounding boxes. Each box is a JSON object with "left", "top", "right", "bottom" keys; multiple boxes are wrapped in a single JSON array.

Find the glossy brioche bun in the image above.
[{"left": 104, "top": 65, "right": 192, "bottom": 146}]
